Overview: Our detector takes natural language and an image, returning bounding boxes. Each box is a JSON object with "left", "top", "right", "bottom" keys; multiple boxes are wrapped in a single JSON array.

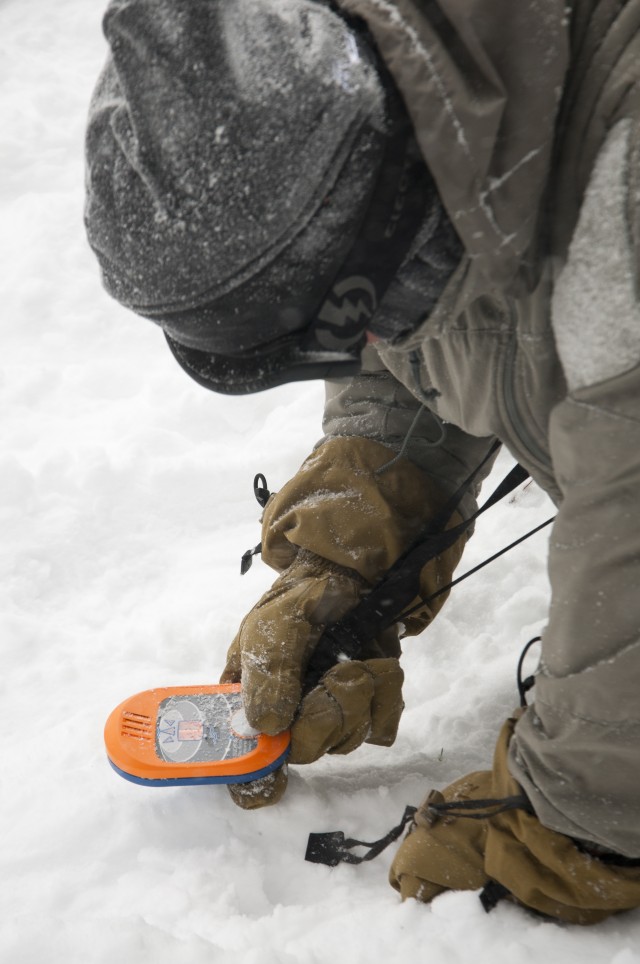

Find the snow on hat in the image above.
[{"left": 85, "top": 0, "right": 389, "bottom": 355}]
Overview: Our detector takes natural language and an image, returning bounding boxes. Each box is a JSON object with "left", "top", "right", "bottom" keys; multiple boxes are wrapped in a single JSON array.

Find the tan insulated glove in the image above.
[
  {"left": 389, "top": 714, "right": 640, "bottom": 924},
  {"left": 221, "top": 550, "right": 404, "bottom": 808},
  {"left": 222, "top": 436, "right": 466, "bottom": 809}
]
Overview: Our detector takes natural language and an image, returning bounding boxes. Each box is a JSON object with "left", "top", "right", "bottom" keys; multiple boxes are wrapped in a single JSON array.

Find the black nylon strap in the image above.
[
  {"left": 399, "top": 516, "right": 554, "bottom": 623},
  {"left": 305, "top": 794, "right": 533, "bottom": 869},
  {"left": 425, "top": 793, "right": 533, "bottom": 821},
  {"left": 305, "top": 805, "right": 417, "bottom": 866},
  {"left": 304, "top": 451, "right": 528, "bottom": 688}
]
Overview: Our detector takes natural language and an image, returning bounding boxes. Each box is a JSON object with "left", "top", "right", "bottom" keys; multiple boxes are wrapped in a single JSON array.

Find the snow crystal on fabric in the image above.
[
  {"left": 222, "top": 0, "right": 385, "bottom": 111},
  {"left": 552, "top": 121, "right": 640, "bottom": 392},
  {"left": 85, "top": 0, "right": 386, "bottom": 318}
]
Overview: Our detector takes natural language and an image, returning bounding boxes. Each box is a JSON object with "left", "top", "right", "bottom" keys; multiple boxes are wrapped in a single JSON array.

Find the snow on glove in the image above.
[
  {"left": 389, "top": 714, "right": 640, "bottom": 924},
  {"left": 290, "top": 657, "right": 404, "bottom": 763},
  {"left": 222, "top": 655, "right": 403, "bottom": 811},
  {"left": 221, "top": 436, "right": 466, "bottom": 809},
  {"left": 221, "top": 549, "right": 401, "bottom": 737},
  {"left": 221, "top": 550, "right": 403, "bottom": 786},
  {"left": 257, "top": 436, "right": 467, "bottom": 636}
]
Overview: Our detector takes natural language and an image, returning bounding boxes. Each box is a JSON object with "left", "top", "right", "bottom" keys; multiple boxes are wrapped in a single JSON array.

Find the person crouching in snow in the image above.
[{"left": 84, "top": 0, "right": 640, "bottom": 924}]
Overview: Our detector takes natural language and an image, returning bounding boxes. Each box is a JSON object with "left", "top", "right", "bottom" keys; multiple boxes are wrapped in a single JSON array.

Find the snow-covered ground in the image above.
[{"left": 2, "top": 1, "right": 640, "bottom": 961}]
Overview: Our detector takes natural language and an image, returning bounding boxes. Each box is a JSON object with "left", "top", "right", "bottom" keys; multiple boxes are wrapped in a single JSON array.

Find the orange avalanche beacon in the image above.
[{"left": 104, "top": 683, "right": 290, "bottom": 786}]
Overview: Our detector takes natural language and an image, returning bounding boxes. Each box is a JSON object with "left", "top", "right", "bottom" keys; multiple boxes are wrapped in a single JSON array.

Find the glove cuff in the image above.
[{"left": 261, "top": 436, "right": 466, "bottom": 634}]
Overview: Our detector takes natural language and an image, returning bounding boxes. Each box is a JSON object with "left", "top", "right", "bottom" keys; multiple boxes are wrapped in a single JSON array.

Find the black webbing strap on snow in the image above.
[
  {"left": 305, "top": 805, "right": 417, "bottom": 867},
  {"left": 304, "top": 446, "right": 529, "bottom": 688},
  {"left": 306, "top": 793, "right": 533, "bottom": 869}
]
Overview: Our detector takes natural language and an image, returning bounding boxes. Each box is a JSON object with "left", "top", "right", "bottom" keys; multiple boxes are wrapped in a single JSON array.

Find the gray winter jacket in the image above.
[{"left": 324, "top": 0, "right": 640, "bottom": 857}]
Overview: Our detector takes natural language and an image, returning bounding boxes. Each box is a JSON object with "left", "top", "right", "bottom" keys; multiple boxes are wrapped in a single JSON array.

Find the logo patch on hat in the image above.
[{"left": 316, "top": 276, "right": 378, "bottom": 349}]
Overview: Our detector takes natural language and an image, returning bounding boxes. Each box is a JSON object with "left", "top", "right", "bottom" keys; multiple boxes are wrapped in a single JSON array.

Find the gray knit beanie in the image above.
[{"left": 85, "top": 0, "right": 389, "bottom": 355}]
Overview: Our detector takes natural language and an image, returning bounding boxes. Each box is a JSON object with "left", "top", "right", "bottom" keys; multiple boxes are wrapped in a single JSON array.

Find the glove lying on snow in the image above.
[
  {"left": 220, "top": 436, "right": 466, "bottom": 809},
  {"left": 390, "top": 713, "right": 640, "bottom": 924}
]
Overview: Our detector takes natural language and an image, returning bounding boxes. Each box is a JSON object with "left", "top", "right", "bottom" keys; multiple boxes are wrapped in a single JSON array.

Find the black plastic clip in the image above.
[
  {"left": 479, "top": 880, "right": 512, "bottom": 913},
  {"left": 239, "top": 474, "right": 271, "bottom": 574},
  {"left": 240, "top": 544, "right": 262, "bottom": 576},
  {"left": 306, "top": 831, "right": 354, "bottom": 867}
]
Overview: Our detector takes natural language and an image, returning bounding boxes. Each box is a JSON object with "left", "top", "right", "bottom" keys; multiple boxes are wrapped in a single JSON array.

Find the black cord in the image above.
[
  {"left": 398, "top": 517, "right": 554, "bottom": 624},
  {"left": 517, "top": 636, "right": 542, "bottom": 707}
]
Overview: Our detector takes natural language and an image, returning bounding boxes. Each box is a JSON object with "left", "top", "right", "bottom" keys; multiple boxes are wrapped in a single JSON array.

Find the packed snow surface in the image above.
[{"left": 2, "top": 1, "right": 640, "bottom": 961}]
